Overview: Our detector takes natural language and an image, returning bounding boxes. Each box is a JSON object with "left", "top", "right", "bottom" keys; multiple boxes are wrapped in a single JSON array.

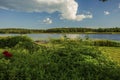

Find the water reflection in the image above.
[{"left": 66, "top": 34, "right": 80, "bottom": 39}]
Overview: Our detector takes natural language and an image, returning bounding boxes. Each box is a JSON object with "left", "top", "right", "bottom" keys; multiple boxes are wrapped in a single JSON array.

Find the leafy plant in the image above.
[{"left": 0, "top": 36, "right": 32, "bottom": 48}]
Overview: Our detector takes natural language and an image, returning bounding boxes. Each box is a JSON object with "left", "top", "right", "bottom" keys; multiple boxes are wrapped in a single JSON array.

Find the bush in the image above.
[
  {"left": 49, "top": 38, "right": 63, "bottom": 44},
  {"left": 0, "top": 36, "right": 32, "bottom": 48},
  {"left": 14, "top": 41, "right": 40, "bottom": 53}
]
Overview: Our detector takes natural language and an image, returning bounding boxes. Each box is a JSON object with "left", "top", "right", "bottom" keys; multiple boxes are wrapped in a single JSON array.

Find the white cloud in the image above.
[
  {"left": 43, "top": 18, "right": 52, "bottom": 24},
  {"left": 0, "top": 0, "right": 92, "bottom": 21},
  {"left": 75, "top": 14, "right": 93, "bottom": 21},
  {"left": 104, "top": 11, "right": 110, "bottom": 15}
]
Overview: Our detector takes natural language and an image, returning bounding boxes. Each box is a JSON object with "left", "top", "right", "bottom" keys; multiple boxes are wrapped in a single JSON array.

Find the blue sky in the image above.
[{"left": 0, "top": 0, "right": 120, "bottom": 29}]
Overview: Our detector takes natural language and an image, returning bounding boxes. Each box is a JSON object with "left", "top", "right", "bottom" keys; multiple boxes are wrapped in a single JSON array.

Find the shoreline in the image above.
[{"left": 0, "top": 32, "right": 120, "bottom": 34}]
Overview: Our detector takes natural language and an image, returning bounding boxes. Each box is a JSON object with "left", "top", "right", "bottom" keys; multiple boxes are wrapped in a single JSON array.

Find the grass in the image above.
[
  {"left": 38, "top": 38, "right": 120, "bottom": 65},
  {"left": 99, "top": 47, "right": 120, "bottom": 64}
]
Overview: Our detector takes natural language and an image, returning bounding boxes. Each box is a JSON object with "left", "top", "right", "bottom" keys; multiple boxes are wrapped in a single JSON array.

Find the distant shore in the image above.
[
  {"left": 0, "top": 27, "right": 120, "bottom": 34},
  {"left": 1, "top": 32, "right": 120, "bottom": 34}
]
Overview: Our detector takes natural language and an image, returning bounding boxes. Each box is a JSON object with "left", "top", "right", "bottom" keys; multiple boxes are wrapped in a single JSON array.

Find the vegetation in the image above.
[
  {"left": 0, "top": 36, "right": 120, "bottom": 80},
  {"left": 0, "top": 27, "right": 120, "bottom": 34},
  {"left": 0, "top": 36, "right": 32, "bottom": 48},
  {"left": 0, "top": 28, "right": 44, "bottom": 34},
  {"left": 99, "top": 47, "right": 120, "bottom": 64},
  {"left": 92, "top": 40, "right": 120, "bottom": 47},
  {"left": 50, "top": 38, "right": 120, "bottom": 47},
  {"left": 45, "top": 27, "right": 120, "bottom": 33}
]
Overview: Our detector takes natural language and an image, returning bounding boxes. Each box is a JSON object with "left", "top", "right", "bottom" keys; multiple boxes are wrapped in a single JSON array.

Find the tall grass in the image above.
[{"left": 92, "top": 40, "right": 120, "bottom": 47}]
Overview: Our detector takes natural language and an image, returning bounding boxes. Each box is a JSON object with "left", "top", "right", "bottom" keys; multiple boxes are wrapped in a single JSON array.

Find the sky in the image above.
[{"left": 0, "top": 0, "right": 120, "bottom": 29}]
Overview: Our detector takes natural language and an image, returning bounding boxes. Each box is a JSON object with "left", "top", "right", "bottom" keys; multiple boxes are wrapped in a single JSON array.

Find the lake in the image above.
[{"left": 0, "top": 33, "right": 120, "bottom": 41}]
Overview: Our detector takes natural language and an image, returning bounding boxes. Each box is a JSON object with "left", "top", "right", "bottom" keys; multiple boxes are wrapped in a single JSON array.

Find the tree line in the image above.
[
  {"left": 45, "top": 27, "right": 120, "bottom": 33},
  {"left": 0, "top": 28, "right": 44, "bottom": 34},
  {"left": 0, "top": 27, "right": 120, "bottom": 34}
]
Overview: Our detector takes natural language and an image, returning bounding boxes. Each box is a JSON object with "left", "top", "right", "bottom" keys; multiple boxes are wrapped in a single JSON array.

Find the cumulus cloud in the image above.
[
  {"left": 104, "top": 11, "right": 110, "bottom": 15},
  {"left": 0, "top": 0, "right": 92, "bottom": 21},
  {"left": 43, "top": 18, "right": 52, "bottom": 24}
]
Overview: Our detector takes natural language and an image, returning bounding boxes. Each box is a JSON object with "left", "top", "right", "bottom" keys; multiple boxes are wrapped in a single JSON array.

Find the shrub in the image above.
[
  {"left": 0, "top": 36, "right": 32, "bottom": 48},
  {"left": 15, "top": 41, "right": 40, "bottom": 53},
  {"left": 49, "top": 38, "right": 63, "bottom": 44}
]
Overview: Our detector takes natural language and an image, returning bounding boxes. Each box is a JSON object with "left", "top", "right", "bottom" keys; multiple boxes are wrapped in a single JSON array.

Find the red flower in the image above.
[{"left": 3, "top": 51, "right": 12, "bottom": 58}]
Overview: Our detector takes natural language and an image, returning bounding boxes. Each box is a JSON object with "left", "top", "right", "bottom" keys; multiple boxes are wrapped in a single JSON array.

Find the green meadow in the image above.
[
  {"left": 99, "top": 47, "right": 120, "bottom": 64},
  {"left": 0, "top": 36, "right": 120, "bottom": 80}
]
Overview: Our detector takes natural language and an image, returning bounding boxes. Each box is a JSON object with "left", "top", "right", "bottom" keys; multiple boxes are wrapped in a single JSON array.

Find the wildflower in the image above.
[{"left": 3, "top": 51, "right": 12, "bottom": 58}]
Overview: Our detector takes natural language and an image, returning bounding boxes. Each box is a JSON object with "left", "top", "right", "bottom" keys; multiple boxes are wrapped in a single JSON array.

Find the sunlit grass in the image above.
[{"left": 99, "top": 47, "right": 120, "bottom": 64}]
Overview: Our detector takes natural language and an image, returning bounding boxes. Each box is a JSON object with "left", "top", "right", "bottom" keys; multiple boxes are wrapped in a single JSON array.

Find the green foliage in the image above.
[
  {"left": 0, "top": 36, "right": 32, "bottom": 48},
  {"left": 15, "top": 41, "right": 40, "bottom": 53},
  {"left": 49, "top": 38, "right": 120, "bottom": 47},
  {"left": 84, "top": 34, "right": 89, "bottom": 40},
  {"left": 0, "top": 28, "right": 44, "bottom": 34},
  {"left": 0, "top": 39, "right": 120, "bottom": 80},
  {"left": 93, "top": 40, "right": 120, "bottom": 47},
  {"left": 0, "top": 27, "right": 120, "bottom": 34},
  {"left": 99, "top": 47, "right": 120, "bottom": 64},
  {"left": 49, "top": 38, "right": 63, "bottom": 44}
]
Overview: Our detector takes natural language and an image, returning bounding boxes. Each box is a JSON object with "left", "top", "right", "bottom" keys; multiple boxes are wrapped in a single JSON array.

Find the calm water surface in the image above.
[{"left": 0, "top": 33, "right": 120, "bottom": 41}]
